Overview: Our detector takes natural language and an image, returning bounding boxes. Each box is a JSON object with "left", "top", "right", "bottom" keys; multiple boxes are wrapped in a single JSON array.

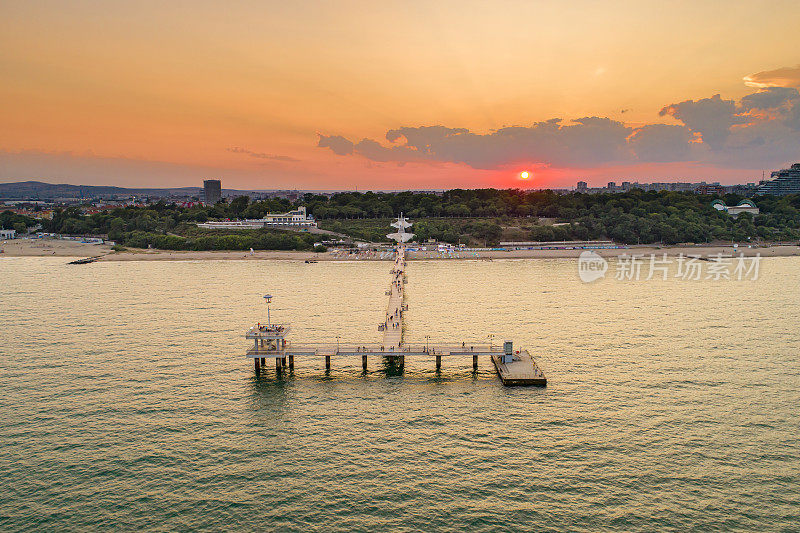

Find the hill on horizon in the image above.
[{"left": 0, "top": 180, "right": 203, "bottom": 200}]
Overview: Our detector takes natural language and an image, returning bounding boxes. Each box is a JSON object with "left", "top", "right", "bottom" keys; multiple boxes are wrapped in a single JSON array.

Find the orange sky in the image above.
[{"left": 2, "top": 0, "right": 800, "bottom": 190}]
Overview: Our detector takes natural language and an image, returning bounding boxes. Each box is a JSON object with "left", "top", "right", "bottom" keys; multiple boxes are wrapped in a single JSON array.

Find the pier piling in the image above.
[
  {"left": 362, "top": 354, "right": 367, "bottom": 371},
  {"left": 436, "top": 354, "right": 441, "bottom": 370},
  {"left": 325, "top": 355, "right": 331, "bottom": 370},
  {"left": 254, "top": 358, "right": 260, "bottom": 373},
  {"left": 289, "top": 354, "right": 294, "bottom": 370},
  {"left": 473, "top": 354, "right": 478, "bottom": 371}
]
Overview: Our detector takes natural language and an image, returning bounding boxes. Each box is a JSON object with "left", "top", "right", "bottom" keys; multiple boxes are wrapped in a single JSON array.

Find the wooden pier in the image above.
[{"left": 245, "top": 216, "right": 546, "bottom": 387}]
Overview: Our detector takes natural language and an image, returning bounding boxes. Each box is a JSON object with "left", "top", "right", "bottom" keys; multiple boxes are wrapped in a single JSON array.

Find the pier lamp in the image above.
[
  {"left": 425, "top": 335, "right": 430, "bottom": 352},
  {"left": 263, "top": 294, "right": 272, "bottom": 325},
  {"left": 488, "top": 333, "right": 494, "bottom": 349},
  {"left": 336, "top": 335, "right": 340, "bottom": 351}
]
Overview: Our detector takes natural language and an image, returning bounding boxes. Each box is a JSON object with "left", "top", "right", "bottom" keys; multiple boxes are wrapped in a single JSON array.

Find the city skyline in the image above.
[{"left": 2, "top": 1, "right": 800, "bottom": 190}]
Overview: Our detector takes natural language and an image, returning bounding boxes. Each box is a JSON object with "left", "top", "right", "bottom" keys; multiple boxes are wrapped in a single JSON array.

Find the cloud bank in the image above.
[
  {"left": 227, "top": 147, "right": 299, "bottom": 162},
  {"left": 743, "top": 65, "right": 800, "bottom": 88},
  {"left": 319, "top": 69, "right": 800, "bottom": 172}
]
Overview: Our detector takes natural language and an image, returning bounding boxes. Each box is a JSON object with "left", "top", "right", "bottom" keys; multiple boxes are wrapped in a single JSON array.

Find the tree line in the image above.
[
  {"left": 5, "top": 189, "right": 799, "bottom": 248},
  {"left": 311, "top": 189, "right": 800, "bottom": 245}
]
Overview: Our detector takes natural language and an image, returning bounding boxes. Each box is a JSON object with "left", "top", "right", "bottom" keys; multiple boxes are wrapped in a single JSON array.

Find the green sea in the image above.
[{"left": 1, "top": 256, "right": 798, "bottom": 531}]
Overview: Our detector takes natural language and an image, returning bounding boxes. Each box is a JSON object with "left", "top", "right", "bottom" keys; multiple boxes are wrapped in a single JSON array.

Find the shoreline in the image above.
[{"left": 2, "top": 238, "right": 799, "bottom": 261}]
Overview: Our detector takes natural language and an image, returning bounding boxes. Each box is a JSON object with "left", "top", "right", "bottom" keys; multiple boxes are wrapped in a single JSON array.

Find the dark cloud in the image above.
[
  {"left": 316, "top": 134, "right": 354, "bottom": 155},
  {"left": 628, "top": 124, "right": 692, "bottom": 162},
  {"left": 739, "top": 87, "right": 799, "bottom": 111},
  {"left": 320, "top": 118, "right": 631, "bottom": 170},
  {"left": 744, "top": 65, "right": 800, "bottom": 88},
  {"left": 318, "top": 84, "right": 800, "bottom": 170},
  {"left": 786, "top": 104, "right": 800, "bottom": 131},
  {"left": 227, "top": 147, "right": 299, "bottom": 162},
  {"left": 659, "top": 94, "right": 740, "bottom": 150},
  {"left": 385, "top": 126, "right": 469, "bottom": 152},
  {"left": 737, "top": 87, "right": 800, "bottom": 132},
  {"left": 353, "top": 138, "right": 419, "bottom": 163}
]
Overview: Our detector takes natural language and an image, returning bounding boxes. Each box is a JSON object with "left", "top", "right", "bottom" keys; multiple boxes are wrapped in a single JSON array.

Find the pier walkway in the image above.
[{"left": 381, "top": 245, "right": 406, "bottom": 352}]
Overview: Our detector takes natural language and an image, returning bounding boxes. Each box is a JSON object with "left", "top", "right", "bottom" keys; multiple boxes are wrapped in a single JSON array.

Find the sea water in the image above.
[{"left": 1, "top": 257, "right": 798, "bottom": 531}]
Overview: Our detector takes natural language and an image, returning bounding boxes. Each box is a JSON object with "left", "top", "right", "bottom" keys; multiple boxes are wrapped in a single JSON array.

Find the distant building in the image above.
[
  {"left": 757, "top": 163, "right": 800, "bottom": 195},
  {"left": 695, "top": 183, "right": 725, "bottom": 195},
  {"left": 726, "top": 183, "right": 758, "bottom": 196},
  {"left": 670, "top": 182, "right": 697, "bottom": 192},
  {"left": 197, "top": 206, "right": 316, "bottom": 229},
  {"left": 711, "top": 199, "right": 759, "bottom": 217},
  {"left": 576, "top": 181, "right": 588, "bottom": 192},
  {"left": 0, "top": 229, "right": 17, "bottom": 239},
  {"left": 572, "top": 180, "right": 756, "bottom": 195},
  {"left": 203, "top": 179, "right": 222, "bottom": 205}
]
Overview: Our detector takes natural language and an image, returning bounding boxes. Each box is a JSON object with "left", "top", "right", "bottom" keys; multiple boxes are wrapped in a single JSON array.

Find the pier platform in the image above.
[{"left": 491, "top": 350, "right": 547, "bottom": 386}]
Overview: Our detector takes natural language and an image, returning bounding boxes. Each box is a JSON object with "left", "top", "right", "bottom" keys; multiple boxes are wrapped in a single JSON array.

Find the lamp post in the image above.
[
  {"left": 425, "top": 335, "right": 430, "bottom": 352},
  {"left": 336, "top": 335, "right": 340, "bottom": 352},
  {"left": 263, "top": 294, "right": 273, "bottom": 325},
  {"left": 487, "top": 333, "right": 494, "bottom": 350}
]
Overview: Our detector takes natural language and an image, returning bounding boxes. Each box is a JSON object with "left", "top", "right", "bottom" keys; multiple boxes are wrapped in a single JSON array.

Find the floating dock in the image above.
[{"left": 245, "top": 215, "right": 546, "bottom": 386}]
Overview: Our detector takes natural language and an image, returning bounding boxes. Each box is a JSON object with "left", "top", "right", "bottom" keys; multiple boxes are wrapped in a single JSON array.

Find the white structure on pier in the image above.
[{"left": 386, "top": 214, "right": 414, "bottom": 243}]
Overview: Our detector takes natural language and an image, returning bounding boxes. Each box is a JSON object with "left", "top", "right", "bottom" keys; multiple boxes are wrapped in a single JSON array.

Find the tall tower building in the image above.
[{"left": 203, "top": 179, "right": 222, "bottom": 205}]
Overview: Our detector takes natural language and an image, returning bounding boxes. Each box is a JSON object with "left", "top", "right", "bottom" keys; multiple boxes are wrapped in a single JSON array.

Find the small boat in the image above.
[{"left": 305, "top": 259, "right": 318, "bottom": 263}]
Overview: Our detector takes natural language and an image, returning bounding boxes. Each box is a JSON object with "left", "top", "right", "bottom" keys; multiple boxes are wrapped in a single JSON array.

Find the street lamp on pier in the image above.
[{"left": 263, "top": 294, "right": 273, "bottom": 325}]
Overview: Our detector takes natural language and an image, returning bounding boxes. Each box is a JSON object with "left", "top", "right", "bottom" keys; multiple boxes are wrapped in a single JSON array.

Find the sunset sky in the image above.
[{"left": 2, "top": 0, "right": 800, "bottom": 190}]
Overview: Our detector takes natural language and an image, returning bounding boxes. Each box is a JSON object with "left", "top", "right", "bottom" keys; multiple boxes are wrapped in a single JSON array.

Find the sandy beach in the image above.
[
  {"left": 0, "top": 239, "right": 115, "bottom": 258},
  {"left": 3, "top": 238, "right": 799, "bottom": 261}
]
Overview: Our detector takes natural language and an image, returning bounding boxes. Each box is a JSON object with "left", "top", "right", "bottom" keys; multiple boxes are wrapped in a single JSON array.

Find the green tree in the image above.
[{"left": 229, "top": 196, "right": 250, "bottom": 217}]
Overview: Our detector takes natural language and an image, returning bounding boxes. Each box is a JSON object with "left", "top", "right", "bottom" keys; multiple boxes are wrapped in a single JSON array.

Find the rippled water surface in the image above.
[{"left": 1, "top": 256, "right": 799, "bottom": 531}]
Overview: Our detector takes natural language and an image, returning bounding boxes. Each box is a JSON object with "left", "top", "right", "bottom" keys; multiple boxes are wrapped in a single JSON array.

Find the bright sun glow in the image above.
[{"left": 520, "top": 171, "right": 530, "bottom": 179}]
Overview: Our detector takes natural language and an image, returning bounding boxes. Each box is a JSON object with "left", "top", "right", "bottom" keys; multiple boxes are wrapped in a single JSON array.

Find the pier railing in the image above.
[{"left": 248, "top": 342, "right": 501, "bottom": 357}]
